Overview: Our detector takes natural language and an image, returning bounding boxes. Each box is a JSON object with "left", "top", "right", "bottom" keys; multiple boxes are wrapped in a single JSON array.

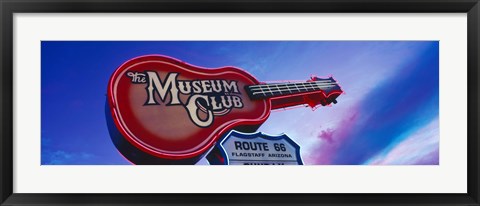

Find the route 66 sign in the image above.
[{"left": 206, "top": 130, "right": 303, "bottom": 165}]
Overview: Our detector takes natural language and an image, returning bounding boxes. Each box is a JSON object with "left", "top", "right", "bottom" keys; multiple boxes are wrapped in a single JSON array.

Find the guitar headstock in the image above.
[{"left": 304, "top": 76, "right": 343, "bottom": 108}]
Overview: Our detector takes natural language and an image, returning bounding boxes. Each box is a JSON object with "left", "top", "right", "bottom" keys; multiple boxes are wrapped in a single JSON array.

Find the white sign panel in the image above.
[{"left": 207, "top": 130, "right": 303, "bottom": 165}]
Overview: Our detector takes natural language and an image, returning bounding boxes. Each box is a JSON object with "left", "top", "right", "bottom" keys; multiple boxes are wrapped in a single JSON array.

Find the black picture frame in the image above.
[{"left": 1, "top": 0, "right": 479, "bottom": 205}]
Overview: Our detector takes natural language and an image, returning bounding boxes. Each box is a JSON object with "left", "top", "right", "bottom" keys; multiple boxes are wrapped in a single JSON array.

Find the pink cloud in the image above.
[
  {"left": 306, "top": 108, "right": 360, "bottom": 164},
  {"left": 317, "top": 128, "right": 335, "bottom": 143}
]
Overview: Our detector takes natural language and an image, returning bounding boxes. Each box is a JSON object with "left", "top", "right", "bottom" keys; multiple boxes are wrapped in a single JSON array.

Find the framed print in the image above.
[{"left": 1, "top": 0, "right": 479, "bottom": 205}]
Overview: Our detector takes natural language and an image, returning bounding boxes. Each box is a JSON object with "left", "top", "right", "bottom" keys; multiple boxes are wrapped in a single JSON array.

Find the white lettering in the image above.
[
  {"left": 145, "top": 72, "right": 180, "bottom": 105},
  {"left": 185, "top": 94, "right": 213, "bottom": 127}
]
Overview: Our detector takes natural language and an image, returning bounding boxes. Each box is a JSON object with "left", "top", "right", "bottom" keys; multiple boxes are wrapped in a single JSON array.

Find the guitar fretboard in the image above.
[{"left": 245, "top": 80, "right": 338, "bottom": 100}]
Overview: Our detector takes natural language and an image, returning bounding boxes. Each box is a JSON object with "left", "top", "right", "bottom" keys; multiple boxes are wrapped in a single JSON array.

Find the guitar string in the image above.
[
  {"left": 252, "top": 88, "right": 338, "bottom": 96},
  {"left": 248, "top": 82, "right": 337, "bottom": 90},
  {"left": 250, "top": 84, "right": 337, "bottom": 95},
  {"left": 249, "top": 83, "right": 338, "bottom": 96},
  {"left": 249, "top": 86, "right": 337, "bottom": 95},
  {"left": 248, "top": 80, "right": 333, "bottom": 88},
  {"left": 250, "top": 87, "right": 337, "bottom": 96}
]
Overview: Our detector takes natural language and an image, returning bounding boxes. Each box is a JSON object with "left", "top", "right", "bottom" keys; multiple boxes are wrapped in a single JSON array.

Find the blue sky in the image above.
[{"left": 41, "top": 41, "right": 439, "bottom": 165}]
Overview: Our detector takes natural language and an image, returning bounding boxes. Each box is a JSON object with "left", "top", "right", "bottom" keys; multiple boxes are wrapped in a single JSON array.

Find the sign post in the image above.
[{"left": 207, "top": 130, "right": 303, "bottom": 165}]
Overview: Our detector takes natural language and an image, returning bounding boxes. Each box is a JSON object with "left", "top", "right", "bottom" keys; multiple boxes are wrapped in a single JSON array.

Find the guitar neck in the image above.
[
  {"left": 245, "top": 80, "right": 342, "bottom": 110},
  {"left": 245, "top": 81, "right": 337, "bottom": 100}
]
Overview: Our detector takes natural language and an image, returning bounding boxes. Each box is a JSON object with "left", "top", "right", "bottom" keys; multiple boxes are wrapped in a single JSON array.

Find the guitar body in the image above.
[{"left": 106, "top": 55, "right": 271, "bottom": 164}]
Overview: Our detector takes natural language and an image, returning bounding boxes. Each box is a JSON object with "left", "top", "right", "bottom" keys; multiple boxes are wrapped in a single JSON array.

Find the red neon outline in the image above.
[
  {"left": 270, "top": 90, "right": 342, "bottom": 109},
  {"left": 107, "top": 55, "right": 271, "bottom": 160},
  {"left": 108, "top": 55, "right": 343, "bottom": 161},
  {"left": 271, "top": 104, "right": 309, "bottom": 112}
]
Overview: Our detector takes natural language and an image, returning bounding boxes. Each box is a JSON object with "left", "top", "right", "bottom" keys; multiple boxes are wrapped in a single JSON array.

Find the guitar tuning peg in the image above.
[{"left": 332, "top": 99, "right": 337, "bottom": 104}]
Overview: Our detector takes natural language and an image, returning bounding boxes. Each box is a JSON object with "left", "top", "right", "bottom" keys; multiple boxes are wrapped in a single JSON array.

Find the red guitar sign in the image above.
[{"left": 106, "top": 55, "right": 343, "bottom": 164}]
